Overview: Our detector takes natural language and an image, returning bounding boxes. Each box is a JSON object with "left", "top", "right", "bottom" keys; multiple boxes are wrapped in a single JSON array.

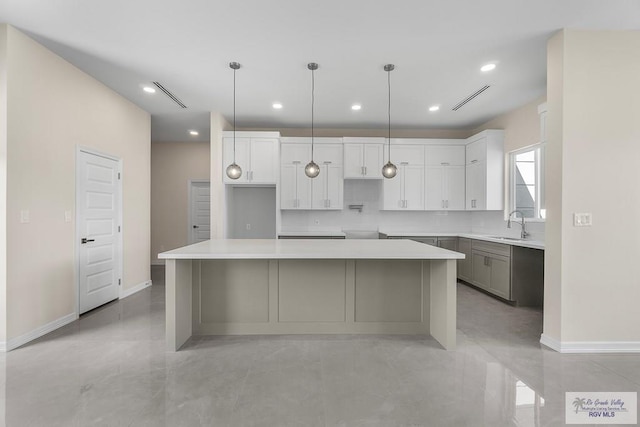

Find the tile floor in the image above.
[{"left": 1, "top": 266, "right": 639, "bottom": 426}]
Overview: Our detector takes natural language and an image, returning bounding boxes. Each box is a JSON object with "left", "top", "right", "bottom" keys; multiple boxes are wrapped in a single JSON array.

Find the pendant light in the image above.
[
  {"left": 382, "top": 64, "right": 398, "bottom": 179},
  {"left": 225, "top": 62, "right": 243, "bottom": 180},
  {"left": 304, "top": 62, "right": 320, "bottom": 178}
]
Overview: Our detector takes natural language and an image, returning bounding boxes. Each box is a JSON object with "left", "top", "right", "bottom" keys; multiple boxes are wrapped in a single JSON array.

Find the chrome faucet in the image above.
[{"left": 507, "top": 210, "right": 529, "bottom": 239}]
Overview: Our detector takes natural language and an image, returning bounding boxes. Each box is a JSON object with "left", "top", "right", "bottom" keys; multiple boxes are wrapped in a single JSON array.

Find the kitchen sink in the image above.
[{"left": 487, "top": 236, "right": 524, "bottom": 241}]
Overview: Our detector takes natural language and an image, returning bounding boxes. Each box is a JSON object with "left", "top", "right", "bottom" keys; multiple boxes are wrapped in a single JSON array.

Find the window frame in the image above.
[{"left": 508, "top": 143, "right": 546, "bottom": 222}]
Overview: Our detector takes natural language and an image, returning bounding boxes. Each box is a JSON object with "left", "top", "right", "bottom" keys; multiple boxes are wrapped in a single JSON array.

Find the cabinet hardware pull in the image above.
[
  {"left": 364, "top": 166, "right": 367, "bottom": 175},
  {"left": 401, "top": 162, "right": 409, "bottom": 165},
  {"left": 470, "top": 159, "right": 478, "bottom": 163},
  {"left": 441, "top": 162, "right": 449, "bottom": 166},
  {"left": 324, "top": 161, "right": 332, "bottom": 165},
  {"left": 293, "top": 161, "right": 301, "bottom": 164}
]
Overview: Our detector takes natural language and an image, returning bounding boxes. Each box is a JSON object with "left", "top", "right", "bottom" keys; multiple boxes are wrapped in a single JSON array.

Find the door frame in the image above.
[
  {"left": 187, "top": 179, "right": 210, "bottom": 244},
  {"left": 75, "top": 146, "right": 124, "bottom": 315}
]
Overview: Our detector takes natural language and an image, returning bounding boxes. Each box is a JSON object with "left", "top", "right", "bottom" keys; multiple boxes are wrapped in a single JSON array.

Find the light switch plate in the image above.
[
  {"left": 64, "top": 210, "right": 72, "bottom": 223},
  {"left": 20, "top": 210, "right": 30, "bottom": 223},
  {"left": 573, "top": 213, "right": 592, "bottom": 227}
]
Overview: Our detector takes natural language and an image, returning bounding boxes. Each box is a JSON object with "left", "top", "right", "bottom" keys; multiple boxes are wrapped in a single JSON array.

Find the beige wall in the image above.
[
  {"left": 151, "top": 141, "right": 210, "bottom": 262},
  {"left": 545, "top": 30, "right": 640, "bottom": 344},
  {"left": 472, "top": 96, "right": 546, "bottom": 153},
  {"left": 0, "top": 25, "right": 7, "bottom": 343},
  {"left": 472, "top": 95, "right": 547, "bottom": 220},
  {"left": 4, "top": 26, "right": 150, "bottom": 340},
  {"left": 210, "top": 112, "right": 230, "bottom": 238}
]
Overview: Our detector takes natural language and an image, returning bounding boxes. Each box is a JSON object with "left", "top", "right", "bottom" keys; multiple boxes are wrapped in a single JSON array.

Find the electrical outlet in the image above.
[
  {"left": 20, "top": 210, "right": 30, "bottom": 223},
  {"left": 64, "top": 210, "right": 72, "bottom": 223},
  {"left": 573, "top": 213, "right": 592, "bottom": 227},
  {"left": 314, "top": 219, "right": 320, "bottom": 225},
  {"left": 246, "top": 223, "right": 251, "bottom": 230}
]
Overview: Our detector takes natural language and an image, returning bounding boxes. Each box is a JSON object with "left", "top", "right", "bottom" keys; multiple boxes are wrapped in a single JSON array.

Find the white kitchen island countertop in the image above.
[{"left": 159, "top": 238, "right": 465, "bottom": 260}]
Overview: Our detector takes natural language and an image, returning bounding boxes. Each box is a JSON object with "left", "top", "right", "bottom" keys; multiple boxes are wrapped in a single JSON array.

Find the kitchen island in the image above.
[{"left": 159, "top": 239, "right": 464, "bottom": 351}]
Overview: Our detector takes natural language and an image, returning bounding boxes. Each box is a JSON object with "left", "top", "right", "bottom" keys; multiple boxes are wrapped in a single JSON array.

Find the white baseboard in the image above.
[
  {"left": 151, "top": 260, "right": 165, "bottom": 266},
  {"left": 120, "top": 280, "right": 152, "bottom": 299},
  {"left": 2, "top": 312, "right": 77, "bottom": 352},
  {"left": 541, "top": 334, "right": 640, "bottom": 353}
]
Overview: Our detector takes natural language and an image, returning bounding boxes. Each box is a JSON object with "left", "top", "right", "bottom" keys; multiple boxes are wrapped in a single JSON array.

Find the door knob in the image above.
[{"left": 81, "top": 238, "right": 95, "bottom": 244}]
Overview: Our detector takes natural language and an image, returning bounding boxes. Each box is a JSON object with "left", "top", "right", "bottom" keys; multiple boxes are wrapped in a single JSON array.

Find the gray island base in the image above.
[{"left": 159, "top": 239, "right": 464, "bottom": 352}]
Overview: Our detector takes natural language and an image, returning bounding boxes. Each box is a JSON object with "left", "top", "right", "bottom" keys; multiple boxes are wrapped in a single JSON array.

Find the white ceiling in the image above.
[{"left": 1, "top": 0, "right": 639, "bottom": 142}]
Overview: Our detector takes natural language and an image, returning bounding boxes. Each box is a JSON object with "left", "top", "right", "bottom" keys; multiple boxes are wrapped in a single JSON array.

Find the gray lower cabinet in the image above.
[
  {"left": 436, "top": 237, "right": 457, "bottom": 251},
  {"left": 470, "top": 240, "right": 512, "bottom": 301},
  {"left": 457, "top": 238, "right": 472, "bottom": 282}
]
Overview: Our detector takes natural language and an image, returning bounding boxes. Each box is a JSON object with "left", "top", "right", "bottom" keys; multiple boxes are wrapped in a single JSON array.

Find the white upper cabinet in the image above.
[
  {"left": 465, "top": 130, "right": 504, "bottom": 210},
  {"left": 382, "top": 144, "right": 425, "bottom": 210},
  {"left": 222, "top": 132, "right": 280, "bottom": 184},
  {"left": 425, "top": 145, "right": 466, "bottom": 210},
  {"left": 280, "top": 139, "right": 343, "bottom": 210},
  {"left": 343, "top": 138, "right": 384, "bottom": 179}
]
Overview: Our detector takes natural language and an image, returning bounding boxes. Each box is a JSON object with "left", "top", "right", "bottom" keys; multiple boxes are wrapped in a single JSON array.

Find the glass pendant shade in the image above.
[
  {"left": 382, "top": 161, "right": 397, "bottom": 179},
  {"left": 305, "top": 160, "right": 320, "bottom": 178},
  {"left": 226, "top": 162, "right": 242, "bottom": 180}
]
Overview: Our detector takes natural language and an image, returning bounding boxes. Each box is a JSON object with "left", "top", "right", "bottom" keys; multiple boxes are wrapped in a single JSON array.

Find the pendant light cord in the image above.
[
  {"left": 387, "top": 68, "right": 391, "bottom": 163},
  {"left": 233, "top": 66, "right": 237, "bottom": 163},
  {"left": 311, "top": 67, "right": 315, "bottom": 161}
]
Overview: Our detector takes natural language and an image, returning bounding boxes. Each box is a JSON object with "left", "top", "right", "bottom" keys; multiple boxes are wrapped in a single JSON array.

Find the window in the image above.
[{"left": 510, "top": 144, "right": 545, "bottom": 220}]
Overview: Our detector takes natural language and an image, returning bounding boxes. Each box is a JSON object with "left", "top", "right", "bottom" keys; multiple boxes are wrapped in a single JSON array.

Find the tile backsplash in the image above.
[{"left": 280, "top": 180, "right": 545, "bottom": 241}]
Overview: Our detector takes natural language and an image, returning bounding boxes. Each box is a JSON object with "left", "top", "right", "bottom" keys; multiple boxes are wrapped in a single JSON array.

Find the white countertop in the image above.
[
  {"left": 378, "top": 230, "right": 545, "bottom": 250},
  {"left": 159, "top": 239, "right": 465, "bottom": 260}
]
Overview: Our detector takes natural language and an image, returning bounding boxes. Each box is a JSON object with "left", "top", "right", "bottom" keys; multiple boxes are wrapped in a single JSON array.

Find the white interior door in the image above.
[
  {"left": 189, "top": 181, "right": 211, "bottom": 244},
  {"left": 77, "top": 150, "right": 121, "bottom": 314}
]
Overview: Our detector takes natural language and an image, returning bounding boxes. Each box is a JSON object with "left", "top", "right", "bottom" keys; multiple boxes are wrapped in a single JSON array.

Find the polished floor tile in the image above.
[{"left": 0, "top": 266, "right": 639, "bottom": 426}]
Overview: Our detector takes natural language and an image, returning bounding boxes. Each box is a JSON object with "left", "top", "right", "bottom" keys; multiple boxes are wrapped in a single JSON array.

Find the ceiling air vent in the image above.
[
  {"left": 452, "top": 85, "right": 490, "bottom": 111},
  {"left": 152, "top": 82, "right": 187, "bottom": 109}
]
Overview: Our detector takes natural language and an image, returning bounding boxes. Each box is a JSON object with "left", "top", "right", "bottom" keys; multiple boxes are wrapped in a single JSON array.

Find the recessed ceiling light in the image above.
[
  {"left": 429, "top": 105, "right": 440, "bottom": 112},
  {"left": 143, "top": 86, "right": 156, "bottom": 93},
  {"left": 189, "top": 130, "right": 199, "bottom": 136},
  {"left": 351, "top": 104, "right": 362, "bottom": 111},
  {"left": 480, "top": 63, "right": 496, "bottom": 72},
  {"left": 272, "top": 103, "right": 283, "bottom": 109}
]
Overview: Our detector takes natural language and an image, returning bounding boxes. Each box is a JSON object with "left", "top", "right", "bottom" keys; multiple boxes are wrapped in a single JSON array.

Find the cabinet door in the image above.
[
  {"left": 280, "top": 164, "right": 298, "bottom": 210},
  {"left": 223, "top": 137, "right": 251, "bottom": 183},
  {"left": 437, "top": 238, "right": 457, "bottom": 251},
  {"left": 393, "top": 145, "right": 424, "bottom": 165},
  {"left": 466, "top": 161, "right": 485, "bottom": 210},
  {"left": 249, "top": 138, "right": 277, "bottom": 183},
  {"left": 403, "top": 165, "right": 424, "bottom": 210},
  {"left": 281, "top": 143, "right": 311, "bottom": 164},
  {"left": 471, "top": 251, "right": 491, "bottom": 291},
  {"left": 457, "top": 238, "right": 472, "bottom": 281},
  {"left": 325, "top": 164, "right": 343, "bottom": 209},
  {"left": 412, "top": 238, "right": 438, "bottom": 246},
  {"left": 489, "top": 254, "right": 511, "bottom": 299},
  {"left": 445, "top": 166, "right": 466, "bottom": 210},
  {"left": 343, "top": 144, "right": 364, "bottom": 178},
  {"left": 296, "top": 164, "right": 312, "bottom": 209},
  {"left": 426, "top": 146, "right": 466, "bottom": 166},
  {"left": 314, "top": 144, "right": 343, "bottom": 165},
  {"left": 311, "top": 167, "right": 326, "bottom": 209},
  {"left": 425, "top": 166, "right": 445, "bottom": 210},
  {"left": 382, "top": 169, "right": 403, "bottom": 210},
  {"left": 466, "top": 137, "right": 486, "bottom": 164},
  {"left": 362, "top": 144, "right": 383, "bottom": 178}
]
